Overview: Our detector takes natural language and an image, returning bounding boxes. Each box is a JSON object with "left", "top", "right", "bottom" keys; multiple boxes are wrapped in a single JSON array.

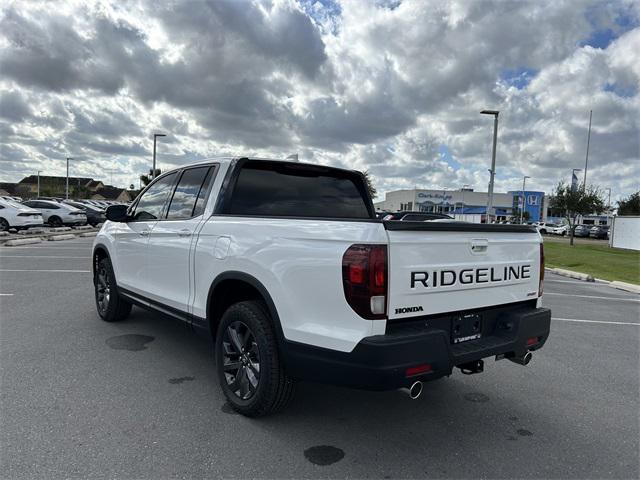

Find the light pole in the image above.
[
  {"left": 571, "top": 168, "right": 582, "bottom": 191},
  {"left": 65, "top": 157, "right": 74, "bottom": 199},
  {"left": 152, "top": 133, "right": 166, "bottom": 180},
  {"left": 37, "top": 170, "right": 41, "bottom": 197},
  {"left": 481, "top": 110, "right": 499, "bottom": 223},
  {"left": 605, "top": 187, "right": 611, "bottom": 224},
  {"left": 520, "top": 175, "right": 530, "bottom": 224},
  {"left": 583, "top": 110, "right": 592, "bottom": 187},
  {"left": 105, "top": 166, "right": 116, "bottom": 186}
]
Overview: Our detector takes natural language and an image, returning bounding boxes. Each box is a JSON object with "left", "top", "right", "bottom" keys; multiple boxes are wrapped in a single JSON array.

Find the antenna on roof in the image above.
[{"left": 285, "top": 153, "right": 299, "bottom": 162}]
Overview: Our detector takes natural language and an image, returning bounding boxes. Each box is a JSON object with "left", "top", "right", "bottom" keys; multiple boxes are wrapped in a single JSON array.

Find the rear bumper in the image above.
[
  {"left": 283, "top": 305, "right": 551, "bottom": 390},
  {"left": 13, "top": 218, "right": 43, "bottom": 227}
]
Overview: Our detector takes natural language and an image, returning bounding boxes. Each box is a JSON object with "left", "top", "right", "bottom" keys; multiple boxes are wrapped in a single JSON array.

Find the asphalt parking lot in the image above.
[{"left": 1, "top": 237, "right": 638, "bottom": 479}]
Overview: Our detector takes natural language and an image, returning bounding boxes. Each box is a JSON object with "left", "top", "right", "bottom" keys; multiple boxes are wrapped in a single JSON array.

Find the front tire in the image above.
[
  {"left": 94, "top": 256, "right": 132, "bottom": 322},
  {"left": 0, "top": 218, "right": 9, "bottom": 231},
  {"left": 215, "top": 301, "right": 294, "bottom": 417}
]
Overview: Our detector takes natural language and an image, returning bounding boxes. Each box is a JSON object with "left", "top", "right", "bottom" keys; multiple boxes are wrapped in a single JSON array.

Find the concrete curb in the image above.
[
  {"left": 610, "top": 281, "right": 640, "bottom": 294},
  {"left": 74, "top": 225, "right": 93, "bottom": 231},
  {"left": 0, "top": 227, "right": 99, "bottom": 245},
  {"left": 48, "top": 234, "right": 76, "bottom": 241},
  {"left": 79, "top": 232, "right": 97, "bottom": 237},
  {"left": 4, "top": 237, "right": 43, "bottom": 246},
  {"left": 49, "top": 227, "right": 73, "bottom": 232},
  {"left": 546, "top": 267, "right": 595, "bottom": 282}
]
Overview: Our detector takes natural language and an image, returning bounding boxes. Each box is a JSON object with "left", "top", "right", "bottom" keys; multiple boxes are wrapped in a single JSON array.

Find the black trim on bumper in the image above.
[{"left": 283, "top": 305, "right": 551, "bottom": 390}]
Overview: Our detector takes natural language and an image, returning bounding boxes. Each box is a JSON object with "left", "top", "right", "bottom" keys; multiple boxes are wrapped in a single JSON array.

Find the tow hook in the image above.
[
  {"left": 457, "top": 359, "right": 484, "bottom": 375},
  {"left": 505, "top": 351, "right": 533, "bottom": 366},
  {"left": 400, "top": 381, "right": 423, "bottom": 400}
]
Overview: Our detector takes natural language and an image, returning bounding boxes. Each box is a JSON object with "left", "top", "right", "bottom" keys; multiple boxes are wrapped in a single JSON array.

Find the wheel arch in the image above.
[{"left": 206, "top": 271, "right": 286, "bottom": 348}]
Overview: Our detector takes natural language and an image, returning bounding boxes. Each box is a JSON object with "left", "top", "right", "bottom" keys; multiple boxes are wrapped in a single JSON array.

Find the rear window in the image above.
[{"left": 224, "top": 161, "right": 371, "bottom": 218}]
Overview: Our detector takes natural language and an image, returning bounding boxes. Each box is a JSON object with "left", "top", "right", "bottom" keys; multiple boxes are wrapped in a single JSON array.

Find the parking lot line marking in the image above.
[
  {"left": 552, "top": 317, "right": 640, "bottom": 326},
  {"left": 545, "top": 292, "right": 640, "bottom": 302},
  {"left": 0, "top": 269, "right": 91, "bottom": 273},
  {"left": 0, "top": 293, "right": 14, "bottom": 296}
]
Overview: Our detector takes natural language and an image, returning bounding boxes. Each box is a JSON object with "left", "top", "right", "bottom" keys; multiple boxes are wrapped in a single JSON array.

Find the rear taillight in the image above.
[
  {"left": 538, "top": 243, "right": 544, "bottom": 297},
  {"left": 342, "top": 244, "right": 387, "bottom": 320}
]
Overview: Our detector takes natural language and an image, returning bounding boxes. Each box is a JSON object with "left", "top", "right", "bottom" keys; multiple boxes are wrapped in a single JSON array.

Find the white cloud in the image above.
[{"left": 0, "top": 0, "right": 638, "bottom": 203}]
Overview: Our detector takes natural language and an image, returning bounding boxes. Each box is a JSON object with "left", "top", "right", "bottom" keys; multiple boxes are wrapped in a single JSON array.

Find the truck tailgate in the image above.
[{"left": 384, "top": 222, "right": 541, "bottom": 319}]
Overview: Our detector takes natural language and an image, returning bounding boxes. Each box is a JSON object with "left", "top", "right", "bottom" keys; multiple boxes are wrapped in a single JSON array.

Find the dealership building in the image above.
[{"left": 374, "top": 188, "right": 547, "bottom": 222}]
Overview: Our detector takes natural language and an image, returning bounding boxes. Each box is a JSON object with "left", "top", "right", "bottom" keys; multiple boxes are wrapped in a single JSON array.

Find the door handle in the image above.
[
  {"left": 139, "top": 230, "right": 150, "bottom": 237},
  {"left": 470, "top": 238, "right": 488, "bottom": 254},
  {"left": 178, "top": 229, "right": 192, "bottom": 237}
]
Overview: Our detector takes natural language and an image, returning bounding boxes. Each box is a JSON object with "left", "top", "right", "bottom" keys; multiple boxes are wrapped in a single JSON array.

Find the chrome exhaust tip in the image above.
[
  {"left": 400, "top": 381, "right": 423, "bottom": 400},
  {"left": 508, "top": 351, "right": 533, "bottom": 366}
]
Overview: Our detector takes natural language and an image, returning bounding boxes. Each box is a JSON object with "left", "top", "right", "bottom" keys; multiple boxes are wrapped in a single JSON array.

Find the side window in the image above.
[
  {"left": 132, "top": 173, "right": 178, "bottom": 221},
  {"left": 192, "top": 167, "right": 215, "bottom": 217},
  {"left": 166, "top": 166, "right": 212, "bottom": 220}
]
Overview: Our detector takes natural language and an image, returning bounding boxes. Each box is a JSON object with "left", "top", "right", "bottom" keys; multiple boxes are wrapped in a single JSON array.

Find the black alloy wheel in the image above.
[
  {"left": 221, "top": 321, "right": 261, "bottom": 400},
  {"left": 215, "top": 301, "right": 294, "bottom": 416},
  {"left": 94, "top": 256, "right": 131, "bottom": 322},
  {"left": 95, "top": 261, "right": 111, "bottom": 316}
]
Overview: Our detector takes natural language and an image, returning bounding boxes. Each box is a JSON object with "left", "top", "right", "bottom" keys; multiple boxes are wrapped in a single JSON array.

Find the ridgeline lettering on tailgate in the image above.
[{"left": 410, "top": 264, "right": 532, "bottom": 289}]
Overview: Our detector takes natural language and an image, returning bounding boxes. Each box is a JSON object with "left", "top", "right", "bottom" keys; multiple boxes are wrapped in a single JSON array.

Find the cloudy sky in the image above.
[{"left": 0, "top": 0, "right": 638, "bottom": 202}]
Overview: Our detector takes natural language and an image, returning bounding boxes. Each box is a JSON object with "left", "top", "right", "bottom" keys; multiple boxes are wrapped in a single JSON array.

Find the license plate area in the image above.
[{"left": 451, "top": 313, "right": 482, "bottom": 344}]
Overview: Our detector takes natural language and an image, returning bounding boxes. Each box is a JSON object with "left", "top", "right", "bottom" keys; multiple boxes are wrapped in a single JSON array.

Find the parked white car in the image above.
[
  {"left": 0, "top": 198, "right": 44, "bottom": 231},
  {"left": 22, "top": 199, "right": 87, "bottom": 227},
  {"left": 1, "top": 196, "right": 23, "bottom": 203},
  {"left": 552, "top": 224, "right": 568, "bottom": 236},
  {"left": 535, "top": 222, "right": 558, "bottom": 235}
]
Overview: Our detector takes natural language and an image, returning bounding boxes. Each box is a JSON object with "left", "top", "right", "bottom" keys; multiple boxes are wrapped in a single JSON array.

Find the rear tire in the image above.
[
  {"left": 94, "top": 256, "right": 132, "bottom": 322},
  {"left": 215, "top": 301, "right": 295, "bottom": 417},
  {"left": 48, "top": 216, "right": 62, "bottom": 227}
]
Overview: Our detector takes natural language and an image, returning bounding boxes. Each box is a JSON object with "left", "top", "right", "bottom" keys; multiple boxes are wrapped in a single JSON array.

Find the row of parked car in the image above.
[
  {"left": 534, "top": 222, "right": 610, "bottom": 239},
  {"left": 0, "top": 196, "right": 127, "bottom": 232}
]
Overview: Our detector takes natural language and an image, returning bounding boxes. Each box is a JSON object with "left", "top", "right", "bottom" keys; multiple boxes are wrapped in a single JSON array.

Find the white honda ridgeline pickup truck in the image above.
[{"left": 93, "top": 157, "right": 550, "bottom": 416}]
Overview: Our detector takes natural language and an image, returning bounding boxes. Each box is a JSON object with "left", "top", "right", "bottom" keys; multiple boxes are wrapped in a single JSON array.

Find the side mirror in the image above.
[{"left": 106, "top": 204, "right": 129, "bottom": 222}]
